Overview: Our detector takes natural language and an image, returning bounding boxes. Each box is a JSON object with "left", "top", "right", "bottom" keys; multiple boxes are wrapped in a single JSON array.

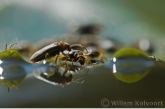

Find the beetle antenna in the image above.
[
  {"left": 5, "top": 44, "right": 7, "bottom": 51},
  {"left": 75, "top": 57, "right": 82, "bottom": 64},
  {"left": 70, "top": 44, "right": 88, "bottom": 53},
  {"left": 74, "top": 79, "right": 85, "bottom": 83},
  {"left": 9, "top": 43, "right": 17, "bottom": 49},
  {"left": 84, "top": 47, "right": 88, "bottom": 53}
]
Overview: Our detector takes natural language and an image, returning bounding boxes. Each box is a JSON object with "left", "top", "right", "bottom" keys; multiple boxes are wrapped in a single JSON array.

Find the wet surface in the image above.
[
  {"left": 0, "top": 53, "right": 164, "bottom": 107},
  {"left": 0, "top": 57, "right": 49, "bottom": 88},
  {"left": 0, "top": 62, "right": 165, "bottom": 108}
]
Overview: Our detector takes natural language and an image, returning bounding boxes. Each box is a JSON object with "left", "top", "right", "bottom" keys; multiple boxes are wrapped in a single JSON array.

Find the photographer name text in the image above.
[{"left": 110, "top": 100, "right": 163, "bottom": 106}]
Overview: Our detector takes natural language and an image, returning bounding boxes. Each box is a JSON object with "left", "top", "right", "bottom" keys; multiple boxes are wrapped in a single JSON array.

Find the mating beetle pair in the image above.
[
  {"left": 30, "top": 41, "right": 104, "bottom": 66},
  {"left": 30, "top": 41, "right": 105, "bottom": 87},
  {"left": 30, "top": 41, "right": 87, "bottom": 63}
]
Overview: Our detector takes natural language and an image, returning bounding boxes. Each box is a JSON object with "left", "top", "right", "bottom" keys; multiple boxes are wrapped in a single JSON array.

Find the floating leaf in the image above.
[
  {"left": 0, "top": 51, "right": 50, "bottom": 88},
  {"left": 0, "top": 49, "right": 23, "bottom": 60},
  {"left": 0, "top": 76, "right": 25, "bottom": 88},
  {"left": 0, "top": 64, "right": 26, "bottom": 88},
  {"left": 114, "top": 47, "right": 148, "bottom": 58},
  {"left": 0, "top": 49, "right": 26, "bottom": 88}
]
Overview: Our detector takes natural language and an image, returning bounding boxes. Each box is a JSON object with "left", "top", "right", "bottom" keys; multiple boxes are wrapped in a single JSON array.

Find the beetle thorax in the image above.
[{"left": 58, "top": 41, "right": 71, "bottom": 51}]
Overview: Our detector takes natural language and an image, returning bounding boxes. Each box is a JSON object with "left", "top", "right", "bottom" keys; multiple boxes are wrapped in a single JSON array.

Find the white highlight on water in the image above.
[
  {"left": 113, "top": 64, "right": 117, "bottom": 73},
  {"left": 0, "top": 67, "right": 3, "bottom": 75},
  {"left": 0, "top": 60, "right": 3, "bottom": 64},
  {"left": 112, "top": 57, "right": 117, "bottom": 73}
]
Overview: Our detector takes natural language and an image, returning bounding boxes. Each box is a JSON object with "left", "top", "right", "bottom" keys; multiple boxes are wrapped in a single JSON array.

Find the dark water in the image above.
[{"left": 0, "top": 56, "right": 164, "bottom": 107}]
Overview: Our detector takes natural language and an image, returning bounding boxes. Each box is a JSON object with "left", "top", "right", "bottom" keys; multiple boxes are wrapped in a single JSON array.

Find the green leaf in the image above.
[
  {"left": 0, "top": 49, "right": 26, "bottom": 88},
  {"left": 112, "top": 48, "right": 152, "bottom": 83},
  {"left": 0, "top": 77, "right": 25, "bottom": 88},
  {"left": 114, "top": 47, "right": 148, "bottom": 58},
  {"left": 0, "top": 49, "right": 23, "bottom": 60},
  {"left": 114, "top": 69, "right": 150, "bottom": 83}
]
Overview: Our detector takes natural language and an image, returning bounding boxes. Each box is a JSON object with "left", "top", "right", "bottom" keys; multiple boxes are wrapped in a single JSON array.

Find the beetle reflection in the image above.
[{"left": 34, "top": 64, "right": 89, "bottom": 86}]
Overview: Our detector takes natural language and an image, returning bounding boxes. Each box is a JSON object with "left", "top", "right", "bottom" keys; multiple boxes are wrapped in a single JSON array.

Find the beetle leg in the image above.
[
  {"left": 57, "top": 55, "right": 68, "bottom": 66},
  {"left": 88, "top": 58, "right": 92, "bottom": 66},
  {"left": 75, "top": 57, "right": 83, "bottom": 65},
  {"left": 63, "top": 72, "right": 73, "bottom": 84},
  {"left": 54, "top": 55, "right": 59, "bottom": 63},
  {"left": 72, "top": 79, "right": 85, "bottom": 83},
  {"left": 75, "top": 58, "right": 81, "bottom": 65},
  {"left": 61, "top": 51, "right": 67, "bottom": 56},
  {"left": 72, "top": 69, "right": 89, "bottom": 83},
  {"left": 63, "top": 68, "right": 68, "bottom": 76},
  {"left": 90, "top": 59, "right": 92, "bottom": 66},
  {"left": 84, "top": 58, "right": 91, "bottom": 66},
  {"left": 63, "top": 60, "right": 67, "bottom": 66},
  {"left": 72, "top": 59, "right": 74, "bottom": 65},
  {"left": 102, "top": 54, "right": 109, "bottom": 61},
  {"left": 98, "top": 53, "right": 104, "bottom": 63},
  {"left": 45, "top": 53, "right": 49, "bottom": 58}
]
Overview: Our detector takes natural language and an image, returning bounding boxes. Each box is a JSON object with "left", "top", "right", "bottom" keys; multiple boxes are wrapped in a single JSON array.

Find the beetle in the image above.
[
  {"left": 56, "top": 50, "right": 104, "bottom": 66},
  {"left": 55, "top": 50, "right": 86, "bottom": 65},
  {"left": 30, "top": 41, "right": 87, "bottom": 63}
]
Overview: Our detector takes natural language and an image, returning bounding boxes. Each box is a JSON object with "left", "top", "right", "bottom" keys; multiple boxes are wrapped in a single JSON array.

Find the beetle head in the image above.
[{"left": 65, "top": 43, "right": 71, "bottom": 51}]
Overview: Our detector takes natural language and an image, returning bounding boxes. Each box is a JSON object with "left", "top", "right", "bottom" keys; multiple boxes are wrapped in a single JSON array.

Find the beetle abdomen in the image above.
[{"left": 30, "top": 42, "right": 61, "bottom": 62}]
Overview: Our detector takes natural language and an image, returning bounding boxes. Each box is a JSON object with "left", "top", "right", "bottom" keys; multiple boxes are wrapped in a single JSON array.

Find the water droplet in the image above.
[
  {"left": 0, "top": 58, "right": 49, "bottom": 88},
  {"left": 106, "top": 57, "right": 154, "bottom": 83}
]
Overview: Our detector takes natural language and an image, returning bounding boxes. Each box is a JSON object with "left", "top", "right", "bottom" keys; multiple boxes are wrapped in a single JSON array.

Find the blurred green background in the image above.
[{"left": 1, "top": 0, "right": 165, "bottom": 58}]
